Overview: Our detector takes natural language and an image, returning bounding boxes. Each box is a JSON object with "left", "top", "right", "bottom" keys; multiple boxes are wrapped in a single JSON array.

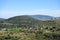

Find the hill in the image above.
[
  {"left": 55, "top": 17, "right": 60, "bottom": 19},
  {"left": 0, "top": 15, "right": 60, "bottom": 28},
  {"left": 0, "top": 15, "right": 59, "bottom": 29},
  {"left": 0, "top": 15, "right": 60, "bottom": 40},
  {"left": 0, "top": 18, "right": 5, "bottom": 21},
  {"left": 29, "top": 15, "right": 53, "bottom": 20},
  {"left": 0, "top": 15, "right": 42, "bottom": 28}
]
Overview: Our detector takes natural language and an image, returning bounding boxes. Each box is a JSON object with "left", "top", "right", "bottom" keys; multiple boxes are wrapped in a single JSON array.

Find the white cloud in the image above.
[{"left": 0, "top": 9, "right": 60, "bottom": 18}]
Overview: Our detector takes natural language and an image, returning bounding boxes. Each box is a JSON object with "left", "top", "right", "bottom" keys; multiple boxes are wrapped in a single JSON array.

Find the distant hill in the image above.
[
  {"left": 0, "top": 15, "right": 42, "bottom": 28},
  {"left": 29, "top": 15, "right": 53, "bottom": 20},
  {"left": 6, "top": 15, "right": 40, "bottom": 24},
  {"left": 55, "top": 17, "right": 60, "bottom": 19},
  {"left": 0, "top": 15, "right": 60, "bottom": 29},
  {"left": 0, "top": 18, "right": 5, "bottom": 21}
]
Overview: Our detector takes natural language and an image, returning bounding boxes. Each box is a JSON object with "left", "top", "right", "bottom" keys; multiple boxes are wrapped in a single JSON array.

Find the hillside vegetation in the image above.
[{"left": 0, "top": 15, "right": 60, "bottom": 40}]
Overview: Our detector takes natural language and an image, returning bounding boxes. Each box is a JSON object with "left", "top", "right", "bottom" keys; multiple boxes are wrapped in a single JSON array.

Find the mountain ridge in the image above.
[{"left": 0, "top": 15, "right": 60, "bottom": 21}]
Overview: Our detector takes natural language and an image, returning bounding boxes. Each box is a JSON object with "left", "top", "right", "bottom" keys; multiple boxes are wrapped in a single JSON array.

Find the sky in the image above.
[{"left": 0, "top": 0, "right": 60, "bottom": 18}]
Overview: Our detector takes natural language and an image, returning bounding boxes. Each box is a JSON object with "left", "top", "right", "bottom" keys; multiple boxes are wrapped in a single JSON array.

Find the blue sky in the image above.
[{"left": 0, "top": 0, "right": 60, "bottom": 18}]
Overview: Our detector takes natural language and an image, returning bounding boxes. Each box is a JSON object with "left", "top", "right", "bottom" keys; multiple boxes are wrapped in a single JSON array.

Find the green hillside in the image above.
[
  {"left": 0, "top": 15, "right": 60, "bottom": 31},
  {"left": 0, "top": 15, "right": 60, "bottom": 40}
]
